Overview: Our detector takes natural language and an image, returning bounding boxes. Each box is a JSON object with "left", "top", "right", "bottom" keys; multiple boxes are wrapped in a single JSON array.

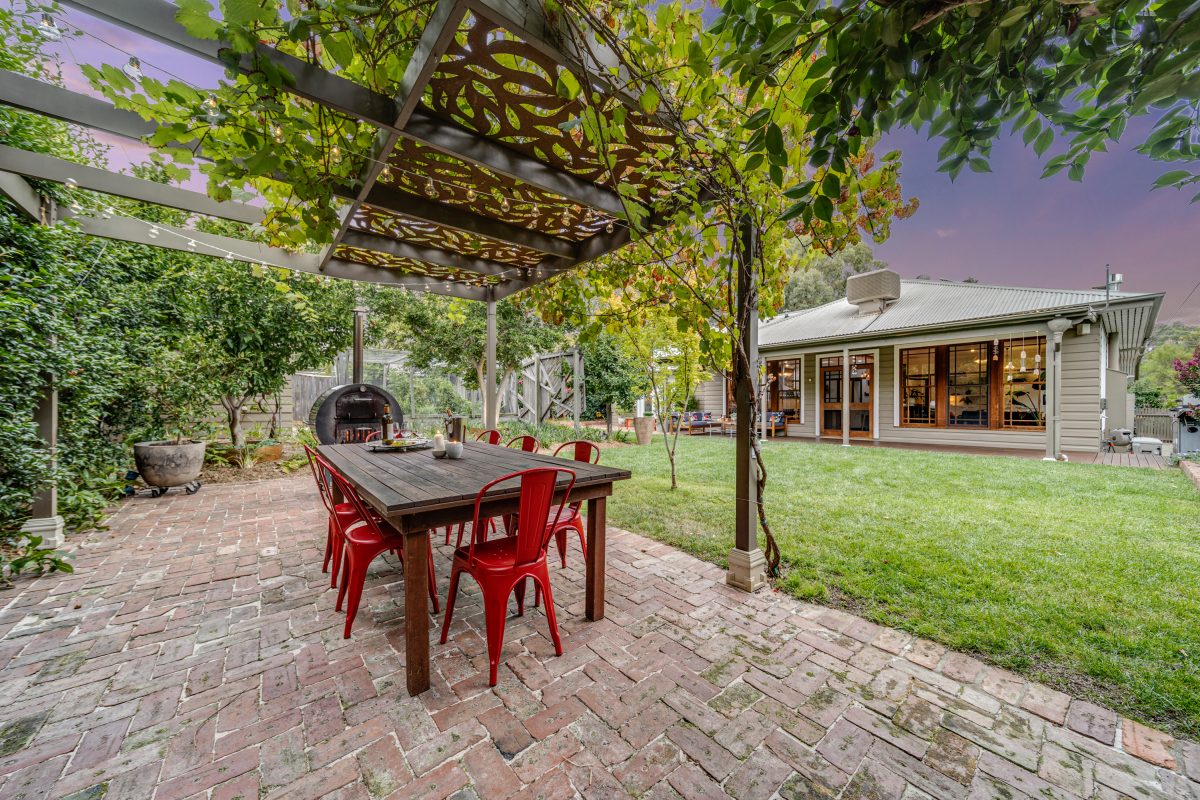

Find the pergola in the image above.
[{"left": 2, "top": 0, "right": 768, "bottom": 593}]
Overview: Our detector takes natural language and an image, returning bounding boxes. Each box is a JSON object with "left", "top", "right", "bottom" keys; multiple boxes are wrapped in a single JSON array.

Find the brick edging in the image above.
[{"left": 1181, "top": 459, "right": 1200, "bottom": 491}]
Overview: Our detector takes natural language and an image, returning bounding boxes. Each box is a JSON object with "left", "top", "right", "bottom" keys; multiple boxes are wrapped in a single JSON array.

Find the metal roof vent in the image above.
[{"left": 846, "top": 268, "right": 901, "bottom": 314}]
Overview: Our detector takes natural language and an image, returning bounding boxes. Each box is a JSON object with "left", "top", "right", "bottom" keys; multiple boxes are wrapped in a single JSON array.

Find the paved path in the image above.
[{"left": 0, "top": 474, "right": 1196, "bottom": 799}]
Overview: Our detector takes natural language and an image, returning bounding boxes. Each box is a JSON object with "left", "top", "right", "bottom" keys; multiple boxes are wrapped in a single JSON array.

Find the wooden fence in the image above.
[
  {"left": 292, "top": 372, "right": 337, "bottom": 423},
  {"left": 1134, "top": 408, "right": 1175, "bottom": 442}
]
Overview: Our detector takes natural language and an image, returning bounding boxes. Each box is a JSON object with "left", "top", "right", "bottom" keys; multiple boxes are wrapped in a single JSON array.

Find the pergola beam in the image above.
[
  {"left": 0, "top": 169, "right": 43, "bottom": 221},
  {"left": 357, "top": 183, "right": 577, "bottom": 258},
  {"left": 0, "top": 69, "right": 156, "bottom": 142},
  {"left": 319, "top": 0, "right": 467, "bottom": 270},
  {"left": 0, "top": 145, "right": 263, "bottom": 224},
  {"left": 340, "top": 229, "right": 529, "bottom": 284}
]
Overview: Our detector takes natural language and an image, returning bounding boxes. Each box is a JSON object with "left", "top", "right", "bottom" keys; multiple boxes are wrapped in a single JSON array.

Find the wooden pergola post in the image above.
[
  {"left": 728, "top": 216, "right": 766, "bottom": 593},
  {"left": 485, "top": 294, "right": 498, "bottom": 429},
  {"left": 22, "top": 375, "right": 65, "bottom": 548}
]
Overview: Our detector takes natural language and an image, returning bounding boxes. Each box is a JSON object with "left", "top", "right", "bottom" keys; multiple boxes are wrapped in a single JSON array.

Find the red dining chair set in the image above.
[{"left": 306, "top": 436, "right": 599, "bottom": 686}]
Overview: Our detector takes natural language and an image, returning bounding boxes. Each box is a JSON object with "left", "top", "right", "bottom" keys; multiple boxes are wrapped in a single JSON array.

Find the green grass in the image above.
[{"left": 600, "top": 437, "right": 1200, "bottom": 738}]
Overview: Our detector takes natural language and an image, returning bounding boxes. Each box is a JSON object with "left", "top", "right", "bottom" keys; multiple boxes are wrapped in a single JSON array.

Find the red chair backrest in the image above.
[
  {"left": 476, "top": 429, "right": 502, "bottom": 445},
  {"left": 468, "top": 468, "right": 575, "bottom": 566},
  {"left": 304, "top": 444, "right": 337, "bottom": 515},
  {"left": 506, "top": 435, "right": 539, "bottom": 452},
  {"left": 553, "top": 440, "right": 600, "bottom": 464},
  {"left": 322, "top": 456, "right": 390, "bottom": 540}
]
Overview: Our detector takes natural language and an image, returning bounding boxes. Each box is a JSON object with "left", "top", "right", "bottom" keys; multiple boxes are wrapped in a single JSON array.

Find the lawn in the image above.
[{"left": 600, "top": 436, "right": 1200, "bottom": 738}]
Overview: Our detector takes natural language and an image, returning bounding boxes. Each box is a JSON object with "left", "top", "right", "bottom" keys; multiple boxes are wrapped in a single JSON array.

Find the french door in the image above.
[{"left": 820, "top": 355, "right": 874, "bottom": 438}]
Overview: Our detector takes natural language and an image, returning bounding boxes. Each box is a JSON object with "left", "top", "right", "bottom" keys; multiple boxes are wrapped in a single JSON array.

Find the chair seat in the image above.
[
  {"left": 453, "top": 536, "right": 543, "bottom": 572},
  {"left": 546, "top": 507, "right": 580, "bottom": 529}
]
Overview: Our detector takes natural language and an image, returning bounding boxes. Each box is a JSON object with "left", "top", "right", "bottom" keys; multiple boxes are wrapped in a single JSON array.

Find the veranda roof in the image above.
[{"left": 0, "top": 0, "right": 684, "bottom": 301}]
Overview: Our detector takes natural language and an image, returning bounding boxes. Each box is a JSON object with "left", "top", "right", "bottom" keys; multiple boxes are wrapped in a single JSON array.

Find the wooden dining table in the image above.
[{"left": 317, "top": 440, "right": 631, "bottom": 695}]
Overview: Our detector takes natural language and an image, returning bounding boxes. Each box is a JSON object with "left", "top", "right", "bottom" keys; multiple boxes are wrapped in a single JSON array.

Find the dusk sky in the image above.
[{"left": 42, "top": 6, "right": 1200, "bottom": 325}]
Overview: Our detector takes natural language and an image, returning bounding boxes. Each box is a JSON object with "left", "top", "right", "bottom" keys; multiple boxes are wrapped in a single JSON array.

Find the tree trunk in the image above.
[
  {"left": 223, "top": 396, "right": 246, "bottom": 447},
  {"left": 605, "top": 403, "right": 614, "bottom": 438}
]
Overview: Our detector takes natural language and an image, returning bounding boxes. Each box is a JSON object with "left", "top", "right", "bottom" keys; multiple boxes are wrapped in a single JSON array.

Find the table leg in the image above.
[
  {"left": 404, "top": 529, "right": 430, "bottom": 695},
  {"left": 585, "top": 496, "right": 606, "bottom": 621}
]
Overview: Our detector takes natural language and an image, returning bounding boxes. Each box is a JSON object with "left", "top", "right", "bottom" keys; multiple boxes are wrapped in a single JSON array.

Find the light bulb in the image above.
[
  {"left": 187, "top": 239, "right": 197, "bottom": 251},
  {"left": 69, "top": 200, "right": 81, "bottom": 213},
  {"left": 561, "top": 208, "right": 570, "bottom": 226},
  {"left": 424, "top": 178, "right": 438, "bottom": 198},
  {"left": 380, "top": 165, "right": 391, "bottom": 182},
  {"left": 148, "top": 225, "right": 159, "bottom": 239},
  {"left": 100, "top": 208, "right": 112, "bottom": 219},
  {"left": 330, "top": 144, "right": 342, "bottom": 163},
  {"left": 224, "top": 251, "right": 233, "bottom": 260},
  {"left": 1032, "top": 368, "right": 1041, "bottom": 378},
  {"left": 500, "top": 196, "right": 510, "bottom": 213},
  {"left": 605, "top": 220, "right": 614, "bottom": 234},
  {"left": 271, "top": 124, "right": 284, "bottom": 143},
  {"left": 123, "top": 57, "right": 143, "bottom": 82},
  {"left": 39, "top": 14, "right": 61, "bottom": 41},
  {"left": 531, "top": 202, "right": 539, "bottom": 217},
  {"left": 65, "top": 177, "right": 78, "bottom": 189},
  {"left": 466, "top": 187, "right": 476, "bottom": 201}
]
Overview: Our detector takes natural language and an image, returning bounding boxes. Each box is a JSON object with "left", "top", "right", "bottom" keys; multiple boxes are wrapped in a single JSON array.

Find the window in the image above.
[
  {"left": 767, "top": 359, "right": 801, "bottom": 419},
  {"left": 900, "top": 347, "right": 936, "bottom": 426},
  {"left": 1003, "top": 338, "right": 1046, "bottom": 428},
  {"left": 898, "top": 337, "right": 1046, "bottom": 431},
  {"left": 948, "top": 344, "right": 988, "bottom": 427}
]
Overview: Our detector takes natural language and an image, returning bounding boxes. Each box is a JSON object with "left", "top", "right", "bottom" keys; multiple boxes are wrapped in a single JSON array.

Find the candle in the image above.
[{"left": 433, "top": 433, "right": 444, "bottom": 451}]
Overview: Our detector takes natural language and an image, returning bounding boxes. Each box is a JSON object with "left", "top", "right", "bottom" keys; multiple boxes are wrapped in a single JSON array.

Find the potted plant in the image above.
[
  {"left": 133, "top": 344, "right": 215, "bottom": 489},
  {"left": 633, "top": 411, "right": 655, "bottom": 445}
]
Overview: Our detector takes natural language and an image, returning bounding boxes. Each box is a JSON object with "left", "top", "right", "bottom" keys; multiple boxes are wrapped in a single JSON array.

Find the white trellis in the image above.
[{"left": 502, "top": 349, "right": 584, "bottom": 430}]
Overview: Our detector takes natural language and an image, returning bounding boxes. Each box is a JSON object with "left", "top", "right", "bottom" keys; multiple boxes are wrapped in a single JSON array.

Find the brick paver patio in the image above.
[{"left": 1, "top": 474, "right": 1197, "bottom": 799}]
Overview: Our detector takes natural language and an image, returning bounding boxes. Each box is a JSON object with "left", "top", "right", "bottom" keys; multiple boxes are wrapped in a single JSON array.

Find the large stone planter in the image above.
[
  {"left": 633, "top": 416, "right": 654, "bottom": 446},
  {"left": 133, "top": 440, "right": 206, "bottom": 488}
]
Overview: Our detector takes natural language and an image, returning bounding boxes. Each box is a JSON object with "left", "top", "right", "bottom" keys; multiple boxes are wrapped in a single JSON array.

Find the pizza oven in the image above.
[
  {"left": 308, "top": 383, "right": 403, "bottom": 444},
  {"left": 306, "top": 305, "right": 402, "bottom": 444}
]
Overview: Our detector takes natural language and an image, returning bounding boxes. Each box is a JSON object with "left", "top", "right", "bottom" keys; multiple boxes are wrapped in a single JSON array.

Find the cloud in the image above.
[{"left": 935, "top": 228, "right": 957, "bottom": 239}]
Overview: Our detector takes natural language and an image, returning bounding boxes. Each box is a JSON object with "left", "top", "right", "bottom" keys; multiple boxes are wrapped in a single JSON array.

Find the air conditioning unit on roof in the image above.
[{"left": 846, "top": 268, "right": 901, "bottom": 314}]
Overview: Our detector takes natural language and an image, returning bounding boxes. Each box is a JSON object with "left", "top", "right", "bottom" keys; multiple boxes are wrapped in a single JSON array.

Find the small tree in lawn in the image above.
[
  {"left": 581, "top": 333, "right": 644, "bottom": 437},
  {"left": 615, "top": 311, "right": 710, "bottom": 490},
  {"left": 179, "top": 260, "right": 355, "bottom": 447}
]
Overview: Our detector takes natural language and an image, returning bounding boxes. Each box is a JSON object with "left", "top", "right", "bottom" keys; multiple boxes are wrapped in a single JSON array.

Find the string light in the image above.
[
  {"left": 148, "top": 225, "right": 159, "bottom": 239},
  {"left": 329, "top": 144, "right": 342, "bottom": 163},
  {"left": 466, "top": 187, "right": 476, "bottom": 201},
  {"left": 65, "top": 177, "right": 78, "bottom": 190},
  {"left": 561, "top": 207, "right": 570, "bottom": 227},
  {"left": 187, "top": 239, "right": 198, "bottom": 251},
  {"left": 606, "top": 220, "right": 614, "bottom": 234},
  {"left": 271, "top": 124, "right": 285, "bottom": 144},
  {"left": 39, "top": 14, "right": 61, "bottom": 41},
  {"left": 122, "top": 57, "right": 142, "bottom": 82},
  {"left": 69, "top": 199, "right": 82, "bottom": 214},
  {"left": 499, "top": 196, "right": 510, "bottom": 213},
  {"left": 380, "top": 165, "right": 392, "bottom": 182},
  {"left": 201, "top": 94, "right": 221, "bottom": 124},
  {"left": 424, "top": 177, "right": 438, "bottom": 198}
]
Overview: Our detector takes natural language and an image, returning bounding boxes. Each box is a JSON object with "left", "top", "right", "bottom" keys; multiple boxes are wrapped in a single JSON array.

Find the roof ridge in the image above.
[{"left": 899, "top": 277, "right": 1151, "bottom": 298}]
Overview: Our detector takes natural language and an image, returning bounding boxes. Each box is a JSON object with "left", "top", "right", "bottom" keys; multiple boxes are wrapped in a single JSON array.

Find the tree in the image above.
[
  {"left": 175, "top": 260, "right": 356, "bottom": 446},
  {"left": 1176, "top": 345, "right": 1200, "bottom": 399},
  {"left": 713, "top": 0, "right": 1200, "bottom": 218},
  {"left": 782, "top": 242, "right": 887, "bottom": 311},
  {"left": 1138, "top": 323, "right": 1200, "bottom": 405},
  {"left": 369, "top": 292, "right": 563, "bottom": 422},
  {"left": 616, "top": 312, "right": 710, "bottom": 489},
  {"left": 581, "top": 333, "right": 644, "bottom": 437}
]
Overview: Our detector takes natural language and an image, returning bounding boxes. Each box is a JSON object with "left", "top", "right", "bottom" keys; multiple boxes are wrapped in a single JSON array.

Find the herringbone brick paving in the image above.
[{"left": 0, "top": 474, "right": 1197, "bottom": 799}]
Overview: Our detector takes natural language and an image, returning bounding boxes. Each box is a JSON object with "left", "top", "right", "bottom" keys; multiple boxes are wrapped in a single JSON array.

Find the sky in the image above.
[{"left": 35, "top": 6, "right": 1200, "bottom": 325}]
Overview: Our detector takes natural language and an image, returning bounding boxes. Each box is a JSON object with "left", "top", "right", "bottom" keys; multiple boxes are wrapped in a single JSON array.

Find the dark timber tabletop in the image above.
[{"left": 317, "top": 440, "right": 631, "bottom": 695}]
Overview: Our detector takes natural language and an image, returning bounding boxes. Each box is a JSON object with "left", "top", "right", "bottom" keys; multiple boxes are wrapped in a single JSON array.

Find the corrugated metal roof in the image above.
[{"left": 760, "top": 279, "right": 1161, "bottom": 349}]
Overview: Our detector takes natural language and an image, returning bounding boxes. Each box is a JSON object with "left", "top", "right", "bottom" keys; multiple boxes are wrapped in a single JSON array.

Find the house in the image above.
[{"left": 696, "top": 270, "right": 1163, "bottom": 455}]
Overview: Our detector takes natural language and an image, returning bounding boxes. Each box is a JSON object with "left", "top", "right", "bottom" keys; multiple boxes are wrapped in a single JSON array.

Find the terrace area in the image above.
[{"left": 1, "top": 473, "right": 1197, "bottom": 800}]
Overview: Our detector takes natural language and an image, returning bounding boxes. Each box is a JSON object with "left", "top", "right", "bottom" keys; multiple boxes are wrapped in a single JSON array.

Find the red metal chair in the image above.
[
  {"left": 506, "top": 435, "right": 540, "bottom": 452},
  {"left": 364, "top": 430, "right": 381, "bottom": 441},
  {"left": 444, "top": 429, "right": 504, "bottom": 544},
  {"left": 548, "top": 440, "right": 600, "bottom": 568},
  {"left": 304, "top": 444, "right": 357, "bottom": 587},
  {"left": 321, "top": 456, "right": 440, "bottom": 639},
  {"left": 440, "top": 467, "right": 576, "bottom": 686}
]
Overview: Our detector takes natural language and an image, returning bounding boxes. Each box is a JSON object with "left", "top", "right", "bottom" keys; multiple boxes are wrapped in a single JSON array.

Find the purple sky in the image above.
[{"left": 44, "top": 7, "right": 1200, "bottom": 324}]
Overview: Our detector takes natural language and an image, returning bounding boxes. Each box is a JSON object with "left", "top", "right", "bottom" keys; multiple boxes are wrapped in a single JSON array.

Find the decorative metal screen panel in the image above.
[
  {"left": 382, "top": 138, "right": 614, "bottom": 240},
  {"left": 349, "top": 205, "right": 545, "bottom": 267},
  {"left": 423, "top": 16, "right": 675, "bottom": 197},
  {"left": 334, "top": 244, "right": 503, "bottom": 285}
]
